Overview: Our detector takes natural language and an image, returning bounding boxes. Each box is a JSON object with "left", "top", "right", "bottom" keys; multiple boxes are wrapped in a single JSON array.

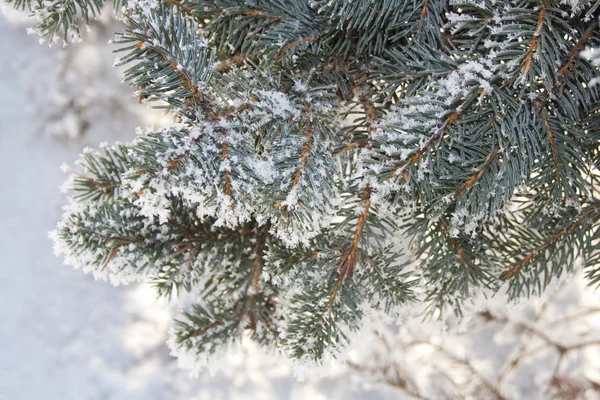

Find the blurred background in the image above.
[{"left": 1, "top": 8, "right": 600, "bottom": 400}]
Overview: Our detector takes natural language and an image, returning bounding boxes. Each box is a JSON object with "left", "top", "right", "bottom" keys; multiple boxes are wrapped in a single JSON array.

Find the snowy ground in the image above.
[{"left": 2, "top": 8, "right": 600, "bottom": 400}]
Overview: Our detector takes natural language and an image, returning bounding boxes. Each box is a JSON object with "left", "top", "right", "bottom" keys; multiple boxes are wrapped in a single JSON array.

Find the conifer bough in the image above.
[{"left": 10, "top": 0, "right": 600, "bottom": 369}]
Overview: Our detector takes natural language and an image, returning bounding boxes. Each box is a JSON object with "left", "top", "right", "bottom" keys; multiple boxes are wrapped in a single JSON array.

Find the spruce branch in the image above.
[
  {"left": 388, "top": 106, "right": 462, "bottom": 181},
  {"left": 542, "top": 117, "right": 559, "bottom": 180},
  {"left": 454, "top": 146, "right": 500, "bottom": 200},
  {"left": 520, "top": 6, "right": 546, "bottom": 76},
  {"left": 325, "top": 185, "right": 372, "bottom": 313},
  {"left": 501, "top": 201, "right": 600, "bottom": 280},
  {"left": 556, "top": 23, "right": 597, "bottom": 83},
  {"left": 19, "top": 0, "right": 600, "bottom": 367}
]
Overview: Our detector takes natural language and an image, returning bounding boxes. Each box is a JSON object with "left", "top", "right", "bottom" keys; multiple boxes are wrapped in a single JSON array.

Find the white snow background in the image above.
[{"left": 1, "top": 8, "right": 600, "bottom": 400}]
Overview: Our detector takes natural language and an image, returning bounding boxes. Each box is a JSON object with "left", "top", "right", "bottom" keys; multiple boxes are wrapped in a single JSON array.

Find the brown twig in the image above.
[
  {"left": 274, "top": 123, "right": 312, "bottom": 209},
  {"left": 335, "top": 140, "right": 368, "bottom": 155},
  {"left": 189, "top": 321, "right": 224, "bottom": 337},
  {"left": 520, "top": 7, "right": 546, "bottom": 76},
  {"left": 495, "top": 280, "right": 568, "bottom": 385},
  {"left": 389, "top": 107, "right": 461, "bottom": 181},
  {"left": 546, "top": 307, "right": 600, "bottom": 326},
  {"left": 501, "top": 205, "right": 598, "bottom": 279},
  {"left": 455, "top": 147, "right": 500, "bottom": 199},
  {"left": 163, "top": 57, "right": 201, "bottom": 99},
  {"left": 346, "top": 359, "right": 429, "bottom": 400},
  {"left": 213, "top": 8, "right": 284, "bottom": 20},
  {"left": 220, "top": 141, "right": 233, "bottom": 199},
  {"left": 248, "top": 222, "right": 270, "bottom": 329},
  {"left": 251, "top": 223, "right": 270, "bottom": 294},
  {"left": 100, "top": 236, "right": 146, "bottom": 270},
  {"left": 102, "top": 245, "right": 122, "bottom": 270},
  {"left": 323, "top": 185, "right": 371, "bottom": 313},
  {"left": 542, "top": 117, "right": 559, "bottom": 179},
  {"left": 405, "top": 339, "right": 506, "bottom": 400},
  {"left": 556, "top": 23, "right": 596, "bottom": 81},
  {"left": 440, "top": 220, "right": 471, "bottom": 275},
  {"left": 419, "top": 0, "right": 429, "bottom": 19},
  {"left": 292, "top": 130, "right": 312, "bottom": 191},
  {"left": 274, "top": 35, "right": 317, "bottom": 59},
  {"left": 163, "top": 0, "right": 192, "bottom": 12},
  {"left": 68, "top": 166, "right": 118, "bottom": 193}
]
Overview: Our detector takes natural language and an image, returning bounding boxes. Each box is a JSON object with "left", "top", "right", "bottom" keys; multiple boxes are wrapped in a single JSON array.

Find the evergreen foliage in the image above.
[{"left": 10, "top": 0, "right": 600, "bottom": 367}]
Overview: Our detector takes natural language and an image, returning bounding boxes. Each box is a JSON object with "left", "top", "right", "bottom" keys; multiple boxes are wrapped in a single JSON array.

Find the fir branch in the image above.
[
  {"left": 115, "top": 8, "right": 214, "bottom": 112},
  {"left": 163, "top": 0, "right": 192, "bottom": 12},
  {"left": 556, "top": 23, "right": 596, "bottom": 82},
  {"left": 389, "top": 107, "right": 461, "bottom": 180},
  {"left": 165, "top": 57, "right": 201, "bottom": 99},
  {"left": 542, "top": 117, "right": 559, "bottom": 179},
  {"left": 274, "top": 34, "right": 318, "bottom": 59},
  {"left": 455, "top": 146, "right": 500, "bottom": 199},
  {"left": 25, "top": 0, "right": 108, "bottom": 42},
  {"left": 520, "top": 7, "right": 546, "bottom": 76},
  {"left": 33, "top": 0, "right": 600, "bottom": 367},
  {"left": 324, "top": 185, "right": 371, "bottom": 313},
  {"left": 277, "top": 125, "right": 313, "bottom": 208},
  {"left": 441, "top": 220, "right": 470, "bottom": 276},
  {"left": 419, "top": 0, "right": 429, "bottom": 20},
  {"left": 501, "top": 203, "right": 600, "bottom": 280},
  {"left": 189, "top": 321, "right": 224, "bottom": 337},
  {"left": 212, "top": 8, "right": 284, "bottom": 20},
  {"left": 220, "top": 138, "right": 233, "bottom": 199}
]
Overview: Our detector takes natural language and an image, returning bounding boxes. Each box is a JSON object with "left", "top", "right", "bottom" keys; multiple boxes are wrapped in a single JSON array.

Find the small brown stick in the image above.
[
  {"left": 189, "top": 321, "right": 224, "bottom": 337},
  {"left": 441, "top": 220, "right": 471, "bottom": 276},
  {"left": 213, "top": 8, "right": 284, "bottom": 20},
  {"left": 323, "top": 186, "right": 371, "bottom": 313},
  {"left": 542, "top": 118, "right": 559, "bottom": 179},
  {"left": 520, "top": 7, "right": 546, "bottom": 76},
  {"left": 274, "top": 35, "right": 317, "bottom": 59},
  {"left": 419, "top": 0, "right": 429, "bottom": 19},
  {"left": 557, "top": 23, "right": 596, "bottom": 80},
  {"left": 389, "top": 108, "right": 461, "bottom": 180},
  {"left": 501, "top": 205, "right": 598, "bottom": 279},
  {"left": 454, "top": 147, "right": 500, "bottom": 199},
  {"left": 163, "top": 0, "right": 192, "bottom": 12}
]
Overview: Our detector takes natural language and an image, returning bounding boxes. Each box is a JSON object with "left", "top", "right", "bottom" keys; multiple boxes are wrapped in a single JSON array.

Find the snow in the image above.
[
  {"left": 583, "top": 47, "right": 600, "bottom": 86},
  {"left": 256, "top": 90, "right": 301, "bottom": 119}
]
